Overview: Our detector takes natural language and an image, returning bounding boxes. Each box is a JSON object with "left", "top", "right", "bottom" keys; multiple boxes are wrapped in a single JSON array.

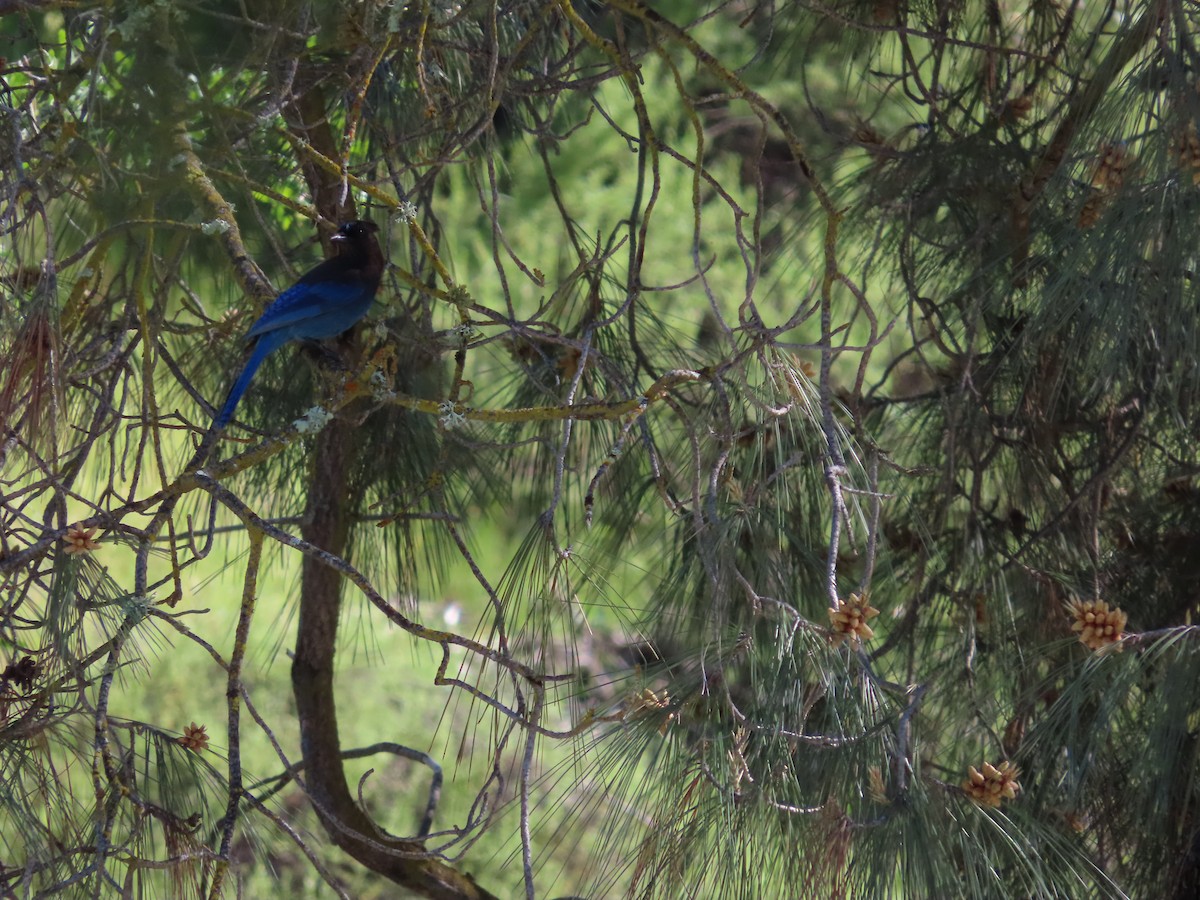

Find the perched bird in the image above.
[{"left": 213, "top": 220, "right": 384, "bottom": 430}]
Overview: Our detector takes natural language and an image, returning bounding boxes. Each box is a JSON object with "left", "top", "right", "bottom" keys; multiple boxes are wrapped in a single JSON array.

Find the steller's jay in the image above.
[{"left": 212, "top": 220, "right": 384, "bottom": 430}]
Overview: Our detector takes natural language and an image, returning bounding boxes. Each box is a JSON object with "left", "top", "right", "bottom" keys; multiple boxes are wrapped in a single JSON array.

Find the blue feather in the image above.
[
  {"left": 213, "top": 331, "right": 287, "bottom": 430},
  {"left": 212, "top": 220, "right": 384, "bottom": 430}
]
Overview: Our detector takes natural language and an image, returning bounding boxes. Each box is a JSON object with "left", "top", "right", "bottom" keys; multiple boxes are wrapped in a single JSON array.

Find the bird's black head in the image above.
[
  {"left": 329, "top": 220, "right": 383, "bottom": 270},
  {"left": 331, "top": 220, "right": 379, "bottom": 245}
]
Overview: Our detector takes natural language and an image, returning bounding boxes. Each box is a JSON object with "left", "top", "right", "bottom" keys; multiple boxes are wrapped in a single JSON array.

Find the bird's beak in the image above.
[{"left": 330, "top": 232, "right": 347, "bottom": 242}]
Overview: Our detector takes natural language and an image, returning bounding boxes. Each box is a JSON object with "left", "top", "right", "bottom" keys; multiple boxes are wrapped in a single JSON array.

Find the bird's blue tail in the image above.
[{"left": 213, "top": 334, "right": 282, "bottom": 430}]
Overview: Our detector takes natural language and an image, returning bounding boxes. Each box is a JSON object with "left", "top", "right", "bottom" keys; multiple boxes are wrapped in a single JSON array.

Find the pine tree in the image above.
[{"left": 0, "top": 0, "right": 1196, "bottom": 896}]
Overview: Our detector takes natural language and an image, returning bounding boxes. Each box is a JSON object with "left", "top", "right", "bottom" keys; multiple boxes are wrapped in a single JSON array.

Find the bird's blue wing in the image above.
[
  {"left": 245, "top": 280, "right": 368, "bottom": 340},
  {"left": 211, "top": 222, "right": 382, "bottom": 432}
]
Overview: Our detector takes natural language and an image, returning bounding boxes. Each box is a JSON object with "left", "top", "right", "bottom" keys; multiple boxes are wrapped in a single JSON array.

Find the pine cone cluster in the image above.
[
  {"left": 1078, "top": 143, "right": 1134, "bottom": 228},
  {"left": 962, "top": 760, "right": 1020, "bottom": 807},
  {"left": 1067, "top": 599, "right": 1127, "bottom": 651},
  {"left": 1173, "top": 129, "right": 1200, "bottom": 185},
  {"left": 177, "top": 722, "right": 210, "bottom": 752},
  {"left": 829, "top": 593, "right": 880, "bottom": 648},
  {"left": 1090, "top": 143, "right": 1133, "bottom": 191}
]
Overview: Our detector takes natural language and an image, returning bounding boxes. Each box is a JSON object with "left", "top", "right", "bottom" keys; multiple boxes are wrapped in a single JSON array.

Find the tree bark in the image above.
[{"left": 285, "top": 64, "right": 500, "bottom": 900}]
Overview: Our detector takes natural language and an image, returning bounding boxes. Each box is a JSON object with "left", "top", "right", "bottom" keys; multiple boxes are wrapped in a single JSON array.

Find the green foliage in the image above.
[{"left": 3, "top": 0, "right": 1200, "bottom": 897}]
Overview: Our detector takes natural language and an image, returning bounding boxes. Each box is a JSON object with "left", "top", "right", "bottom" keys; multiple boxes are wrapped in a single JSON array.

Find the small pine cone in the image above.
[
  {"left": 1090, "top": 142, "right": 1132, "bottom": 192},
  {"left": 962, "top": 760, "right": 1020, "bottom": 807},
  {"left": 1173, "top": 129, "right": 1200, "bottom": 184},
  {"left": 558, "top": 347, "right": 583, "bottom": 383},
  {"left": 999, "top": 94, "right": 1033, "bottom": 122},
  {"left": 1067, "top": 599, "right": 1127, "bottom": 650},
  {"left": 178, "top": 722, "right": 210, "bottom": 752},
  {"left": 852, "top": 123, "right": 886, "bottom": 146},
  {"left": 1078, "top": 194, "right": 1107, "bottom": 229},
  {"left": 63, "top": 523, "right": 101, "bottom": 555},
  {"left": 1173, "top": 129, "right": 1200, "bottom": 166},
  {"left": 829, "top": 593, "right": 881, "bottom": 648},
  {"left": 626, "top": 688, "right": 670, "bottom": 716},
  {"left": 2, "top": 655, "right": 38, "bottom": 692},
  {"left": 852, "top": 123, "right": 893, "bottom": 162},
  {"left": 871, "top": 0, "right": 898, "bottom": 22}
]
